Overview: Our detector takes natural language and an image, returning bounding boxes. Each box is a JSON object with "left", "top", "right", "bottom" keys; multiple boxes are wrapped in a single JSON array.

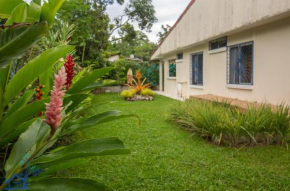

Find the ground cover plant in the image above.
[
  {"left": 168, "top": 99, "right": 290, "bottom": 146},
  {"left": 67, "top": 93, "right": 290, "bottom": 190}
]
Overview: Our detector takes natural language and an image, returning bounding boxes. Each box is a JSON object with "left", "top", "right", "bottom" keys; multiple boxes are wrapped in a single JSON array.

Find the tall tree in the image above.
[
  {"left": 110, "top": 31, "right": 157, "bottom": 62},
  {"left": 57, "top": 0, "right": 111, "bottom": 66},
  {"left": 57, "top": 0, "right": 157, "bottom": 67},
  {"left": 156, "top": 24, "right": 171, "bottom": 43}
]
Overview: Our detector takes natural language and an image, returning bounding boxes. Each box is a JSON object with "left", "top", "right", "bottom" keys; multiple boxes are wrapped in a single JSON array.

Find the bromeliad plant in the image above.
[
  {"left": 0, "top": 0, "right": 137, "bottom": 190},
  {"left": 122, "top": 70, "right": 154, "bottom": 100},
  {"left": 125, "top": 70, "right": 150, "bottom": 94}
]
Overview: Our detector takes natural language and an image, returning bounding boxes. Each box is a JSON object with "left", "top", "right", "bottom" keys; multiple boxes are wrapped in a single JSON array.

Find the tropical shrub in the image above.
[
  {"left": 121, "top": 89, "right": 136, "bottom": 99},
  {"left": 107, "top": 59, "right": 141, "bottom": 84},
  {"left": 0, "top": 0, "right": 136, "bottom": 190},
  {"left": 106, "top": 60, "right": 159, "bottom": 86},
  {"left": 168, "top": 99, "right": 290, "bottom": 146},
  {"left": 121, "top": 70, "right": 154, "bottom": 101},
  {"left": 140, "top": 88, "right": 155, "bottom": 97},
  {"left": 125, "top": 70, "right": 150, "bottom": 94}
]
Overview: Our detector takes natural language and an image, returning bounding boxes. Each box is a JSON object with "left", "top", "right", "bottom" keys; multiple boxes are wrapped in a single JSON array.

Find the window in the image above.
[
  {"left": 190, "top": 52, "right": 203, "bottom": 85},
  {"left": 209, "top": 36, "right": 227, "bottom": 50},
  {"left": 177, "top": 53, "right": 183, "bottom": 60},
  {"left": 169, "top": 60, "right": 176, "bottom": 77},
  {"left": 227, "top": 41, "right": 253, "bottom": 85}
]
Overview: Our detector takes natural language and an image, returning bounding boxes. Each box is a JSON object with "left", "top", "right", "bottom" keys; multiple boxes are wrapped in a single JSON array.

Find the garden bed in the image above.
[
  {"left": 126, "top": 94, "right": 154, "bottom": 101},
  {"left": 168, "top": 99, "right": 290, "bottom": 146}
]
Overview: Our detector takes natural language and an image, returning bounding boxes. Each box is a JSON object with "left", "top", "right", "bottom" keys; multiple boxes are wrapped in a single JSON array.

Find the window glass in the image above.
[
  {"left": 190, "top": 52, "right": 203, "bottom": 85},
  {"left": 177, "top": 53, "right": 183, "bottom": 60},
  {"left": 228, "top": 42, "right": 253, "bottom": 85},
  {"left": 209, "top": 36, "right": 227, "bottom": 50},
  {"left": 169, "top": 60, "right": 176, "bottom": 77},
  {"left": 219, "top": 37, "right": 227, "bottom": 47}
]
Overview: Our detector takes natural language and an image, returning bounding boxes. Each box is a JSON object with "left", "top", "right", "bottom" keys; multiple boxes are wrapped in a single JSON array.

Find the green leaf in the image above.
[
  {"left": 26, "top": 1, "right": 41, "bottom": 23},
  {"left": 0, "top": 118, "right": 37, "bottom": 149},
  {"left": 0, "top": 97, "right": 49, "bottom": 138},
  {"left": 0, "top": 82, "right": 3, "bottom": 117},
  {"left": 60, "top": 111, "right": 139, "bottom": 137},
  {"left": 63, "top": 105, "right": 93, "bottom": 121},
  {"left": 5, "top": 89, "right": 35, "bottom": 118},
  {"left": 0, "top": 65, "right": 11, "bottom": 116},
  {"left": 33, "top": 138, "right": 130, "bottom": 165},
  {"left": 0, "top": 65, "right": 10, "bottom": 91},
  {"left": 26, "top": 178, "right": 109, "bottom": 191},
  {"left": 3, "top": 45, "right": 74, "bottom": 106},
  {"left": 67, "top": 68, "right": 113, "bottom": 94},
  {"left": 40, "top": 0, "right": 65, "bottom": 28},
  {"left": 72, "top": 67, "right": 86, "bottom": 84},
  {"left": 79, "top": 82, "right": 103, "bottom": 92},
  {"left": 39, "top": 65, "right": 53, "bottom": 97},
  {"left": 36, "top": 159, "right": 90, "bottom": 179},
  {"left": 0, "top": 22, "right": 48, "bottom": 68},
  {"left": 5, "top": 3, "right": 27, "bottom": 26},
  {"left": 33, "top": 0, "right": 41, "bottom": 5},
  {"left": 5, "top": 119, "right": 50, "bottom": 178},
  {"left": 0, "top": 0, "right": 40, "bottom": 23},
  {"left": 81, "top": 80, "right": 118, "bottom": 92},
  {"left": 0, "top": 0, "right": 23, "bottom": 19},
  {"left": 63, "top": 94, "right": 90, "bottom": 113}
]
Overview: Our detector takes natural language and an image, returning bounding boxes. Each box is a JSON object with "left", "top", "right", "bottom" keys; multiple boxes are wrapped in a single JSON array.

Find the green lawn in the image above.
[{"left": 68, "top": 93, "right": 290, "bottom": 190}]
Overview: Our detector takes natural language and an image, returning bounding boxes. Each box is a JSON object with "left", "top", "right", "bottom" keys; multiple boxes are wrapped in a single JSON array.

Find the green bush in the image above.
[
  {"left": 105, "top": 59, "right": 159, "bottom": 85},
  {"left": 107, "top": 59, "right": 141, "bottom": 84},
  {"left": 141, "top": 88, "right": 155, "bottom": 97},
  {"left": 168, "top": 99, "right": 290, "bottom": 146},
  {"left": 121, "top": 89, "right": 137, "bottom": 98}
]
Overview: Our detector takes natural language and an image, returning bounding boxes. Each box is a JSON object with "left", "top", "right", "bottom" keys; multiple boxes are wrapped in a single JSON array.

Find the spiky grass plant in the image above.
[{"left": 168, "top": 99, "right": 290, "bottom": 146}]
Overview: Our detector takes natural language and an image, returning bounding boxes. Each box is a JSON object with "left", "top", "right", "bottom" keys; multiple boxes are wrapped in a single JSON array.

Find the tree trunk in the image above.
[{"left": 81, "top": 46, "right": 86, "bottom": 65}]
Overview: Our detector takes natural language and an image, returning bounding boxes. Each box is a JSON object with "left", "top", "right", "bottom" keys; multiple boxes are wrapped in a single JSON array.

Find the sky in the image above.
[
  {"left": 106, "top": 0, "right": 190, "bottom": 43},
  {"left": 24, "top": 0, "right": 190, "bottom": 43}
]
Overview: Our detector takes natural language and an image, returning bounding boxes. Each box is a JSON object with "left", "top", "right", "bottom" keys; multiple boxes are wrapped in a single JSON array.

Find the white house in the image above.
[
  {"left": 151, "top": 0, "right": 290, "bottom": 105},
  {"left": 108, "top": 53, "right": 121, "bottom": 62}
]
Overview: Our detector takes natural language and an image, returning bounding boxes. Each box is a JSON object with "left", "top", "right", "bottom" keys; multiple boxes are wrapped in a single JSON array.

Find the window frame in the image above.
[
  {"left": 227, "top": 41, "right": 254, "bottom": 85},
  {"left": 190, "top": 51, "right": 203, "bottom": 86},
  {"left": 176, "top": 53, "right": 183, "bottom": 60},
  {"left": 209, "top": 36, "right": 227, "bottom": 51},
  {"left": 168, "top": 59, "right": 176, "bottom": 78}
]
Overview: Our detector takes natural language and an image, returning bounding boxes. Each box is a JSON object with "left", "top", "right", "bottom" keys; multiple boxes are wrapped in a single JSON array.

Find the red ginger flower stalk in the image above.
[
  {"left": 35, "top": 84, "right": 45, "bottom": 116},
  {"left": 64, "top": 54, "right": 75, "bottom": 90},
  {"left": 43, "top": 66, "right": 67, "bottom": 137}
]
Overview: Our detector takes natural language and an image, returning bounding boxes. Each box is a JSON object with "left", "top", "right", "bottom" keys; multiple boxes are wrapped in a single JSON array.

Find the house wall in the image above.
[
  {"left": 152, "top": 0, "right": 290, "bottom": 60},
  {"left": 160, "top": 17, "right": 290, "bottom": 105}
]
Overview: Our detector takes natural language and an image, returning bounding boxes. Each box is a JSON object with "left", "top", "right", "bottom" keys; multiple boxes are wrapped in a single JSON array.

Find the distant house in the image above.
[
  {"left": 151, "top": 0, "right": 290, "bottom": 105},
  {"left": 108, "top": 53, "right": 121, "bottom": 62},
  {"left": 108, "top": 53, "right": 143, "bottom": 63},
  {"left": 125, "top": 58, "right": 143, "bottom": 63}
]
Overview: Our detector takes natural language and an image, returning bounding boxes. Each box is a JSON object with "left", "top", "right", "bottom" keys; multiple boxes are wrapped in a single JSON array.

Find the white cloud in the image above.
[
  {"left": 24, "top": 0, "right": 190, "bottom": 43},
  {"left": 107, "top": 0, "right": 190, "bottom": 43}
]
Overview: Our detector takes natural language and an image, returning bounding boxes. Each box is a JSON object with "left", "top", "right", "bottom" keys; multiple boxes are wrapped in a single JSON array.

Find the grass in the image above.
[{"left": 67, "top": 93, "right": 290, "bottom": 190}]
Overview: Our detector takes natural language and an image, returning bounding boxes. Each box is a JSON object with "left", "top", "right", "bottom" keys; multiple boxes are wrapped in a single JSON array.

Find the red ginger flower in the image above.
[
  {"left": 64, "top": 54, "right": 75, "bottom": 90},
  {"left": 43, "top": 66, "right": 67, "bottom": 137}
]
